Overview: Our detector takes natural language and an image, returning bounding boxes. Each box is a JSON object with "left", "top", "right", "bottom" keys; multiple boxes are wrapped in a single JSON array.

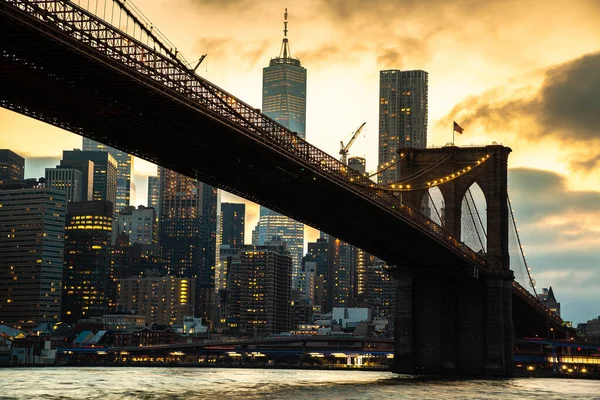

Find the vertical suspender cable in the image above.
[
  {"left": 464, "top": 190, "right": 485, "bottom": 252},
  {"left": 467, "top": 188, "right": 487, "bottom": 238},
  {"left": 507, "top": 195, "right": 538, "bottom": 298}
]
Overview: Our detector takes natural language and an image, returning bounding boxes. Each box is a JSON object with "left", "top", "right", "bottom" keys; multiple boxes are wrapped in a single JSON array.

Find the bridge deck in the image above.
[
  {"left": 0, "top": 0, "right": 486, "bottom": 270},
  {"left": 0, "top": 0, "right": 562, "bottom": 327}
]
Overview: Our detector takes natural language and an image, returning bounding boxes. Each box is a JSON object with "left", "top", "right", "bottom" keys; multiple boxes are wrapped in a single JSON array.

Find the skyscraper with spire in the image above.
[
  {"left": 262, "top": 8, "right": 307, "bottom": 138},
  {"left": 257, "top": 9, "right": 306, "bottom": 287}
]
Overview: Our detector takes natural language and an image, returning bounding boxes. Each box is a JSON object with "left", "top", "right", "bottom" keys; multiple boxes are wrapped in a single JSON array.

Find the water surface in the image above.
[{"left": 1, "top": 367, "right": 599, "bottom": 399}]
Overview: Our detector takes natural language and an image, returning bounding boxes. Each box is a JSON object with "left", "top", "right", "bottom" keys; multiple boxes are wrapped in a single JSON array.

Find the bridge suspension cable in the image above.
[
  {"left": 463, "top": 188, "right": 486, "bottom": 252},
  {"left": 354, "top": 154, "right": 492, "bottom": 193},
  {"left": 387, "top": 153, "right": 453, "bottom": 185},
  {"left": 426, "top": 189, "right": 445, "bottom": 228},
  {"left": 507, "top": 195, "right": 538, "bottom": 297},
  {"left": 467, "top": 188, "right": 487, "bottom": 239},
  {"left": 367, "top": 153, "right": 405, "bottom": 179}
]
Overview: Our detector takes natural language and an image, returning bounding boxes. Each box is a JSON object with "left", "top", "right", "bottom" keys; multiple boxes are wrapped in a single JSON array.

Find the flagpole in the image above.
[{"left": 452, "top": 122, "right": 455, "bottom": 145}]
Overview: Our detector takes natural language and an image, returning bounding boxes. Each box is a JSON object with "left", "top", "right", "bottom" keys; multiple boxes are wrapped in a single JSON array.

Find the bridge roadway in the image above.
[{"left": 0, "top": 0, "right": 563, "bottom": 374}]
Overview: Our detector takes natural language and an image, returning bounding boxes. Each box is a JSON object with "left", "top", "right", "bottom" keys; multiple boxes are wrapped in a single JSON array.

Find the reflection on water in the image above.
[{"left": 1, "top": 367, "right": 600, "bottom": 399}]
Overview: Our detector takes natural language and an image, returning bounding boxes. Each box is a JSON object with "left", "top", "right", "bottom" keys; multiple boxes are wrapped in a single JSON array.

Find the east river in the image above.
[{"left": 1, "top": 367, "right": 600, "bottom": 399}]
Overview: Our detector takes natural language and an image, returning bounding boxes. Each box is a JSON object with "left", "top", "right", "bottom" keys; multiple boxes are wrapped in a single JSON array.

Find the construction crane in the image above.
[
  {"left": 192, "top": 54, "right": 207, "bottom": 73},
  {"left": 339, "top": 122, "right": 366, "bottom": 165}
]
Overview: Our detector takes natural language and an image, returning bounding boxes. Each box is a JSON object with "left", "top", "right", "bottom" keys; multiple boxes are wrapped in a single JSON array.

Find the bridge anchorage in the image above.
[{"left": 0, "top": 0, "right": 563, "bottom": 377}]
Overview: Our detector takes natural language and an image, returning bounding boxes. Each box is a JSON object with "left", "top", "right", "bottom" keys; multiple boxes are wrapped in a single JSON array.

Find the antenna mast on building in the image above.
[{"left": 279, "top": 8, "right": 291, "bottom": 59}]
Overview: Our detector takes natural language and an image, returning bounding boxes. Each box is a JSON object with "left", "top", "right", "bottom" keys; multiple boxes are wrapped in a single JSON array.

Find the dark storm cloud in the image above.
[
  {"left": 508, "top": 168, "right": 600, "bottom": 322},
  {"left": 539, "top": 52, "right": 600, "bottom": 140},
  {"left": 508, "top": 167, "right": 600, "bottom": 224},
  {"left": 447, "top": 51, "right": 600, "bottom": 146}
]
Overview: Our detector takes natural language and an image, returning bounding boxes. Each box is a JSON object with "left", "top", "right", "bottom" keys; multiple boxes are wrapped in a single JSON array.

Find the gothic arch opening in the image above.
[
  {"left": 460, "top": 182, "right": 487, "bottom": 253},
  {"left": 420, "top": 186, "right": 445, "bottom": 226}
]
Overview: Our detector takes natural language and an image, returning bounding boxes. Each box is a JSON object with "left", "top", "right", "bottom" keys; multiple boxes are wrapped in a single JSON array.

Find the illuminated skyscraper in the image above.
[
  {"left": 256, "top": 209, "right": 304, "bottom": 279},
  {"left": 62, "top": 201, "right": 113, "bottom": 323},
  {"left": 328, "top": 237, "right": 356, "bottom": 310},
  {"left": 258, "top": 9, "right": 306, "bottom": 284},
  {"left": 45, "top": 167, "right": 85, "bottom": 202},
  {"left": 378, "top": 69, "right": 428, "bottom": 185},
  {"left": 158, "top": 167, "right": 218, "bottom": 319},
  {"left": 117, "top": 276, "right": 195, "bottom": 325},
  {"left": 347, "top": 157, "right": 368, "bottom": 301},
  {"left": 237, "top": 238, "right": 291, "bottom": 337},
  {"left": 366, "top": 258, "right": 396, "bottom": 322},
  {"left": 0, "top": 149, "right": 24, "bottom": 183},
  {"left": 262, "top": 9, "right": 306, "bottom": 138},
  {"left": 147, "top": 175, "right": 160, "bottom": 211},
  {"left": 82, "top": 138, "right": 134, "bottom": 213},
  {"left": 221, "top": 203, "right": 245, "bottom": 248},
  {"left": 147, "top": 173, "right": 160, "bottom": 234},
  {"left": 113, "top": 205, "right": 157, "bottom": 245},
  {"left": 304, "top": 238, "right": 328, "bottom": 311},
  {"left": 158, "top": 167, "right": 202, "bottom": 279},
  {"left": 0, "top": 180, "right": 66, "bottom": 328}
]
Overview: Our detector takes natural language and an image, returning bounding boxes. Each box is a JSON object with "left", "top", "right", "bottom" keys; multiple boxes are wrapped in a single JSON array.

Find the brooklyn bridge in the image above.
[{"left": 0, "top": 0, "right": 565, "bottom": 376}]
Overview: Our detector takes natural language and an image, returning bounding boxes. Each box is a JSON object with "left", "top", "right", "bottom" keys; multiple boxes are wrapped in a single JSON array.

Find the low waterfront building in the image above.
[
  {"left": 101, "top": 313, "right": 146, "bottom": 331},
  {"left": 181, "top": 316, "right": 208, "bottom": 335},
  {"left": 113, "top": 327, "right": 180, "bottom": 347},
  {"left": 332, "top": 307, "right": 372, "bottom": 329}
]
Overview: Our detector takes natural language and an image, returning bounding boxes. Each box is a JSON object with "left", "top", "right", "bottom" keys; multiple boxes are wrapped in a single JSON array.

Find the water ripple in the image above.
[{"left": 1, "top": 367, "right": 599, "bottom": 399}]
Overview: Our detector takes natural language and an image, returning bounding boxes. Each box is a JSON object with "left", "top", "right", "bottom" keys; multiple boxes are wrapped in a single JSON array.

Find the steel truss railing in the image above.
[{"left": 2, "top": 0, "right": 485, "bottom": 267}]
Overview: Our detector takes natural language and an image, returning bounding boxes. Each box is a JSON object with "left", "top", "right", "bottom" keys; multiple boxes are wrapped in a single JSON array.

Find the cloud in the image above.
[
  {"left": 539, "top": 52, "right": 600, "bottom": 140},
  {"left": 508, "top": 167, "right": 600, "bottom": 322},
  {"left": 570, "top": 154, "right": 600, "bottom": 172},
  {"left": 375, "top": 36, "right": 429, "bottom": 69},
  {"left": 193, "top": 37, "right": 269, "bottom": 70},
  {"left": 295, "top": 44, "right": 346, "bottom": 67},
  {"left": 187, "top": 0, "right": 254, "bottom": 10},
  {"left": 509, "top": 167, "right": 600, "bottom": 227},
  {"left": 447, "top": 51, "right": 600, "bottom": 143}
]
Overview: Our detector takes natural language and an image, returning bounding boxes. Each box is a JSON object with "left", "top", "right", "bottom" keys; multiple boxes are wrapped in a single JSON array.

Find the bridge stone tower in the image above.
[{"left": 391, "top": 144, "right": 514, "bottom": 376}]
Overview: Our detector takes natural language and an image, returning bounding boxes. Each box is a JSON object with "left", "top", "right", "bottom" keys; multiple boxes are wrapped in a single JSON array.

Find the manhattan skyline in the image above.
[{"left": 0, "top": 0, "right": 599, "bottom": 323}]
